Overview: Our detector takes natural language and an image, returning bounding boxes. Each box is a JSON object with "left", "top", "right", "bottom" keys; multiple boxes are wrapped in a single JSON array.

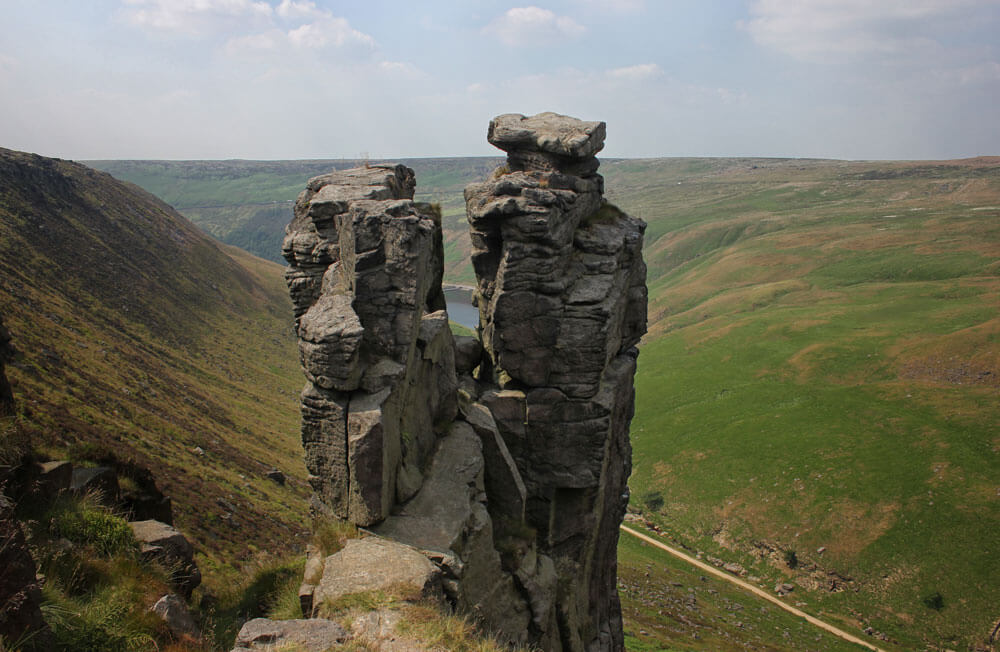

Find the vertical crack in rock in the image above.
[{"left": 467, "top": 112, "right": 647, "bottom": 652}]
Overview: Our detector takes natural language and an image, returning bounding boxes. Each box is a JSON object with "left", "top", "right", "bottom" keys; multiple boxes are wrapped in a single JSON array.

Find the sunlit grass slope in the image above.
[
  {"left": 88, "top": 157, "right": 502, "bottom": 284},
  {"left": 613, "top": 156, "right": 1000, "bottom": 651},
  {"left": 84, "top": 153, "right": 1000, "bottom": 649},
  {"left": 0, "top": 148, "right": 308, "bottom": 577},
  {"left": 618, "top": 533, "right": 868, "bottom": 652}
]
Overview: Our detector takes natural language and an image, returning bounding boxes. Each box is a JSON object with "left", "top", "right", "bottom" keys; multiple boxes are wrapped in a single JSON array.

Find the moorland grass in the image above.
[{"left": 76, "top": 154, "right": 1000, "bottom": 650}]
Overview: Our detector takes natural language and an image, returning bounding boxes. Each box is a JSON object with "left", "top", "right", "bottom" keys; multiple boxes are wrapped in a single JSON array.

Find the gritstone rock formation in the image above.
[
  {"left": 283, "top": 112, "right": 646, "bottom": 652},
  {"left": 467, "top": 112, "right": 647, "bottom": 651},
  {"left": 282, "top": 166, "right": 456, "bottom": 526}
]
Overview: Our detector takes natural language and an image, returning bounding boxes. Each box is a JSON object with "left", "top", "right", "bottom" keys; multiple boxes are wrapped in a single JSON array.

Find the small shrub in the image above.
[
  {"left": 641, "top": 491, "right": 664, "bottom": 512},
  {"left": 236, "top": 560, "right": 305, "bottom": 617},
  {"left": 39, "top": 548, "right": 108, "bottom": 597},
  {"left": 783, "top": 549, "right": 798, "bottom": 569},
  {"left": 205, "top": 557, "right": 305, "bottom": 649},
  {"left": 312, "top": 518, "right": 358, "bottom": 557},
  {"left": 396, "top": 603, "right": 537, "bottom": 652},
  {"left": 47, "top": 495, "right": 137, "bottom": 557},
  {"left": 922, "top": 591, "right": 944, "bottom": 611},
  {"left": 581, "top": 201, "right": 624, "bottom": 228},
  {"left": 316, "top": 588, "right": 402, "bottom": 619},
  {"left": 42, "top": 583, "right": 159, "bottom": 652}
]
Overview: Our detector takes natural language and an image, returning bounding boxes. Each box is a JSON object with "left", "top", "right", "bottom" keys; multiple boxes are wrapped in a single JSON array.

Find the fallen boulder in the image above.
[
  {"left": 230, "top": 618, "right": 348, "bottom": 652},
  {"left": 129, "top": 519, "right": 201, "bottom": 598},
  {"left": 70, "top": 466, "right": 119, "bottom": 501},
  {"left": 311, "top": 537, "right": 441, "bottom": 615},
  {"left": 151, "top": 593, "right": 200, "bottom": 641}
]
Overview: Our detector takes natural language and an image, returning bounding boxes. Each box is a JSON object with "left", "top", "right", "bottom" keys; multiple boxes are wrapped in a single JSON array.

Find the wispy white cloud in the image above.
[
  {"left": 452, "top": 64, "right": 748, "bottom": 156},
  {"left": 122, "top": 0, "right": 273, "bottom": 35},
  {"left": 123, "top": 0, "right": 375, "bottom": 53},
  {"left": 0, "top": 54, "right": 17, "bottom": 75},
  {"left": 286, "top": 16, "right": 375, "bottom": 49},
  {"left": 274, "top": 0, "right": 324, "bottom": 20},
  {"left": 223, "top": 28, "right": 282, "bottom": 53},
  {"left": 484, "top": 6, "right": 586, "bottom": 46},
  {"left": 378, "top": 60, "right": 426, "bottom": 79},
  {"left": 579, "top": 0, "right": 644, "bottom": 12},
  {"left": 933, "top": 60, "right": 1000, "bottom": 86},
  {"left": 608, "top": 63, "right": 662, "bottom": 81},
  {"left": 745, "top": 0, "right": 999, "bottom": 62}
]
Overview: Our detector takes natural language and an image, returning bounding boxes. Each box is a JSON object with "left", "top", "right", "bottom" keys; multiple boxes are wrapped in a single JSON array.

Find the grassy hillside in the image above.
[
  {"left": 85, "top": 154, "right": 1000, "bottom": 650},
  {"left": 87, "top": 157, "right": 502, "bottom": 284},
  {"left": 0, "top": 148, "right": 308, "bottom": 583},
  {"left": 613, "top": 157, "right": 1000, "bottom": 651},
  {"left": 618, "top": 531, "right": 869, "bottom": 652}
]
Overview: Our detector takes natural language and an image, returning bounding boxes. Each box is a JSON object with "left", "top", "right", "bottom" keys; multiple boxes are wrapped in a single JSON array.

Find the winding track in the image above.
[{"left": 619, "top": 524, "right": 885, "bottom": 652}]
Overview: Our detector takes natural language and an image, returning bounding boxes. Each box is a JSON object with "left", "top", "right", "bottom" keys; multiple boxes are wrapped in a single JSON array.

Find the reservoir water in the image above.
[{"left": 444, "top": 286, "right": 478, "bottom": 331}]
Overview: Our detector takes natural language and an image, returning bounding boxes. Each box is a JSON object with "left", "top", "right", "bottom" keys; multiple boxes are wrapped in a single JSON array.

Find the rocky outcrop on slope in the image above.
[
  {"left": 130, "top": 519, "right": 202, "bottom": 599},
  {"left": 0, "top": 317, "right": 53, "bottom": 651},
  {"left": 466, "top": 112, "right": 647, "bottom": 651},
  {"left": 284, "top": 165, "right": 527, "bottom": 640},
  {"left": 283, "top": 165, "right": 455, "bottom": 526},
  {"left": 283, "top": 113, "right": 645, "bottom": 652}
]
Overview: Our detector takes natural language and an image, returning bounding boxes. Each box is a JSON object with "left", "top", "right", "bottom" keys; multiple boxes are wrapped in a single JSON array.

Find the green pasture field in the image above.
[
  {"left": 617, "top": 531, "right": 869, "bottom": 651},
  {"left": 86, "top": 154, "right": 1000, "bottom": 650},
  {"left": 620, "top": 157, "right": 1000, "bottom": 650}
]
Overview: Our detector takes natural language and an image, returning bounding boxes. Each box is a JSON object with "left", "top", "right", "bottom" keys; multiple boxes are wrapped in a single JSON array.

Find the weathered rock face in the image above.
[
  {"left": 283, "top": 165, "right": 456, "bottom": 526},
  {"left": 467, "top": 112, "right": 647, "bottom": 652},
  {"left": 284, "top": 114, "right": 645, "bottom": 652},
  {"left": 0, "top": 319, "right": 53, "bottom": 650},
  {"left": 231, "top": 618, "right": 349, "bottom": 652},
  {"left": 129, "top": 519, "right": 202, "bottom": 599},
  {"left": 0, "top": 494, "right": 53, "bottom": 651}
]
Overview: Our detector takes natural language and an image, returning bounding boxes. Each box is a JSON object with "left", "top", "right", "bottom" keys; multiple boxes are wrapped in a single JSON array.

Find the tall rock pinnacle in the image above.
[
  {"left": 283, "top": 113, "right": 646, "bottom": 652},
  {"left": 282, "top": 165, "right": 456, "bottom": 525},
  {"left": 466, "top": 112, "right": 647, "bottom": 651}
]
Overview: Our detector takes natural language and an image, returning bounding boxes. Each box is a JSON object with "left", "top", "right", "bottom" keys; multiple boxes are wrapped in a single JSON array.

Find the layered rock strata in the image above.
[
  {"left": 284, "top": 113, "right": 645, "bottom": 652},
  {"left": 283, "top": 166, "right": 456, "bottom": 526},
  {"left": 466, "top": 112, "right": 647, "bottom": 652}
]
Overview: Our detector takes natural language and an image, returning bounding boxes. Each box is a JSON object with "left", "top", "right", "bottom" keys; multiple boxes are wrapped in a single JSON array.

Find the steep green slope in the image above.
[
  {"left": 0, "top": 148, "right": 307, "bottom": 577},
  {"left": 84, "top": 154, "right": 1000, "bottom": 649},
  {"left": 618, "top": 532, "right": 868, "bottom": 652},
  {"left": 88, "top": 157, "right": 502, "bottom": 284},
  {"left": 615, "top": 157, "right": 1000, "bottom": 651}
]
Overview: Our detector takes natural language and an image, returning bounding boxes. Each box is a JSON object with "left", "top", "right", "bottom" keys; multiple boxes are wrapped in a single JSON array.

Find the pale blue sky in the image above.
[{"left": 1, "top": 0, "right": 998, "bottom": 160}]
